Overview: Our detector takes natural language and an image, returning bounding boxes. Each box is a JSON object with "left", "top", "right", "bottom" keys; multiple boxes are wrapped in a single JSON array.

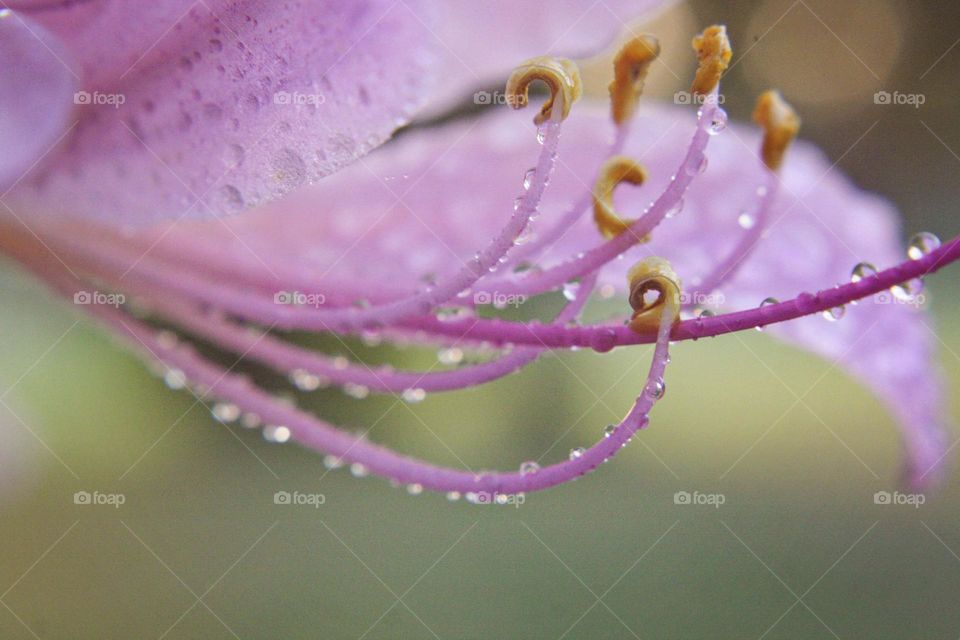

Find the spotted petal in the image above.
[{"left": 4, "top": 0, "right": 438, "bottom": 224}]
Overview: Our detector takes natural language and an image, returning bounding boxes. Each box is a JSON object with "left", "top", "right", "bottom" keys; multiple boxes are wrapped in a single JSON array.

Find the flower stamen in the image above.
[
  {"left": 609, "top": 35, "right": 660, "bottom": 125},
  {"left": 627, "top": 257, "right": 681, "bottom": 334},
  {"left": 753, "top": 89, "right": 800, "bottom": 171},
  {"left": 690, "top": 25, "right": 732, "bottom": 96},
  {"left": 592, "top": 155, "right": 648, "bottom": 240},
  {"left": 505, "top": 56, "right": 582, "bottom": 124}
]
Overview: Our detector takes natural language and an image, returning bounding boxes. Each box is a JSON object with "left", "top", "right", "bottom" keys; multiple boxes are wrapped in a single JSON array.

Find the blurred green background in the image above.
[{"left": 1, "top": 1, "right": 959, "bottom": 638}]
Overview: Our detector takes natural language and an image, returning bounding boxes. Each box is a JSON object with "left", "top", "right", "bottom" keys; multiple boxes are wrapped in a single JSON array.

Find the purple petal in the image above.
[
  {"left": 4, "top": 0, "right": 438, "bottom": 224},
  {"left": 0, "top": 9, "right": 76, "bottom": 191},
  {"left": 426, "top": 0, "right": 676, "bottom": 111},
  {"left": 144, "top": 101, "right": 948, "bottom": 486}
]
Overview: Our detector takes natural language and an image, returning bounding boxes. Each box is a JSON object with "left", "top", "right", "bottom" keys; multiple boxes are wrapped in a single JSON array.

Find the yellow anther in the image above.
[
  {"left": 753, "top": 90, "right": 800, "bottom": 171},
  {"left": 626, "top": 257, "right": 681, "bottom": 335},
  {"left": 505, "top": 56, "right": 582, "bottom": 125},
  {"left": 609, "top": 35, "right": 660, "bottom": 125},
  {"left": 690, "top": 25, "right": 732, "bottom": 97},
  {"left": 593, "top": 155, "right": 649, "bottom": 240}
]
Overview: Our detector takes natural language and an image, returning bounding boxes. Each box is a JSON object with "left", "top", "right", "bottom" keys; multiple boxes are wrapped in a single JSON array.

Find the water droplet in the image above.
[
  {"left": 446, "top": 491, "right": 461, "bottom": 502},
  {"left": 850, "top": 262, "right": 877, "bottom": 283},
  {"left": 603, "top": 424, "right": 617, "bottom": 438},
  {"left": 406, "top": 483, "right": 423, "bottom": 495},
  {"left": 907, "top": 231, "right": 940, "bottom": 260},
  {"left": 513, "top": 196, "right": 524, "bottom": 212},
  {"left": 323, "top": 455, "right": 343, "bottom": 469},
  {"left": 349, "top": 462, "right": 368, "bottom": 478},
  {"left": 708, "top": 108, "right": 728, "bottom": 135},
  {"left": 737, "top": 212, "right": 755, "bottom": 229},
  {"left": 645, "top": 378, "right": 665, "bottom": 399},
  {"left": 536, "top": 124, "right": 547, "bottom": 144},
  {"left": 522, "top": 167, "right": 536, "bottom": 190},
  {"left": 164, "top": 368, "right": 187, "bottom": 390},
  {"left": 401, "top": 388, "right": 426, "bottom": 403},
  {"left": 289, "top": 368, "right": 322, "bottom": 391},
  {"left": 437, "top": 348, "right": 464, "bottom": 365},
  {"left": 665, "top": 198, "right": 684, "bottom": 218},
  {"left": 211, "top": 402, "right": 240, "bottom": 423},
  {"left": 891, "top": 278, "right": 924, "bottom": 301},
  {"left": 569, "top": 447, "right": 585, "bottom": 460},
  {"left": 156, "top": 330, "right": 179, "bottom": 349},
  {"left": 520, "top": 460, "right": 541, "bottom": 475},
  {"left": 591, "top": 328, "right": 617, "bottom": 353},
  {"left": 263, "top": 424, "right": 291, "bottom": 443},
  {"left": 822, "top": 305, "right": 845, "bottom": 321},
  {"left": 696, "top": 308, "right": 715, "bottom": 319},
  {"left": 343, "top": 383, "right": 369, "bottom": 399},
  {"left": 562, "top": 281, "right": 579, "bottom": 301}
]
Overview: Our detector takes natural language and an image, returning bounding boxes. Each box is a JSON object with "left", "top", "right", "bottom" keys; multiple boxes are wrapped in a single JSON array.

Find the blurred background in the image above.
[{"left": 1, "top": 0, "right": 958, "bottom": 637}]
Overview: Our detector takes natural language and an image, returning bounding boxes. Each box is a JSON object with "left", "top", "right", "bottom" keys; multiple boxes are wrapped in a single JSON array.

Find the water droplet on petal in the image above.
[
  {"left": 263, "top": 424, "right": 291, "bottom": 443},
  {"left": 520, "top": 460, "right": 540, "bottom": 475},
  {"left": 892, "top": 278, "right": 924, "bottom": 301},
  {"left": 164, "top": 368, "right": 187, "bottom": 390},
  {"left": 343, "top": 383, "right": 369, "bottom": 399},
  {"left": 406, "top": 483, "right": 423, "bottom": 495},
  {"left": 850, "top": 262, "right": 877, "bottom": 283},
  {"left": 603, "top": 424, "right": 617, "bottom": 438},
  {"left": 907, "top": 232, "right": 940, "bottom": 260},
  {"left": 536, "top": 124, "right": 547, "bottom": 144},
  {"left": 737, "top": 212, "right": 755, "bottom": 229},
  {"left": 437, "top": 348, "right": 464, "bottom": 365},
  {"left": 569, "top": 447, "right": 585, "bottom": 460},
  {"left": 290, "top": 368, "right": 323, "bottom": 391},
  {"left": 562, "top": 281, "right": 579, "bottom": 301},
  {"left": 665, "top": 198, "right": 684, "bottom": 218},
  {"left": 323, "top": 455, "right": 344, "bottom": 469},
  {"left": 446, "top": 491, "right": 461, "bottom": 502}
]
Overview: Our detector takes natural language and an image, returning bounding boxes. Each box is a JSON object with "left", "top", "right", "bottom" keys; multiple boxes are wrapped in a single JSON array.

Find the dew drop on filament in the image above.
[
  {"left": 907, "top": 232, "right": 940, "bottom": 260},
  {"left": 603, "top": 424, "right": 617, "bottom": 438},
  {"left": 522, "top": 167, "right": 536, "bottom": 190},
  {"left": 645, "top": 378, "right": 665, "bottom": 399},
  {"left": 708, "top": 108, "right": 728, "bottom": 135},
  {"left": 822, "top": 305, "right": 845, "bottom": 321},
  {"left": 569, "top": 447, "right": 585, "bottom": 461},
  {"left": 519, "top": 460, "right": 540, "bottom": 475},
  {"left": 850, "top": 262, "right": 877, "bottom": 283}
]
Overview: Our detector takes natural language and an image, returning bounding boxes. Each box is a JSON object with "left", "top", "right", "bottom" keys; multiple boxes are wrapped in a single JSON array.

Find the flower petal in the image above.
[
  {"left": 139, "top": 101, "right": 949, "bottom": 486},
  {"left": 0, "top": 10, "right": 76, "bottom": 191},
  {"left": 425, "top": 0, "right": 676, "bottom": 111},
  {"left": 4, "top": 0, "right": 438, "bottom": 224}
]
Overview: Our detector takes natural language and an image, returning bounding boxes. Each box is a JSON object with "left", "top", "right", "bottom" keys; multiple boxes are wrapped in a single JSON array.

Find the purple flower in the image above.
[{"left": 0, "top": 1, "right": 956, "bottom": 497}]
